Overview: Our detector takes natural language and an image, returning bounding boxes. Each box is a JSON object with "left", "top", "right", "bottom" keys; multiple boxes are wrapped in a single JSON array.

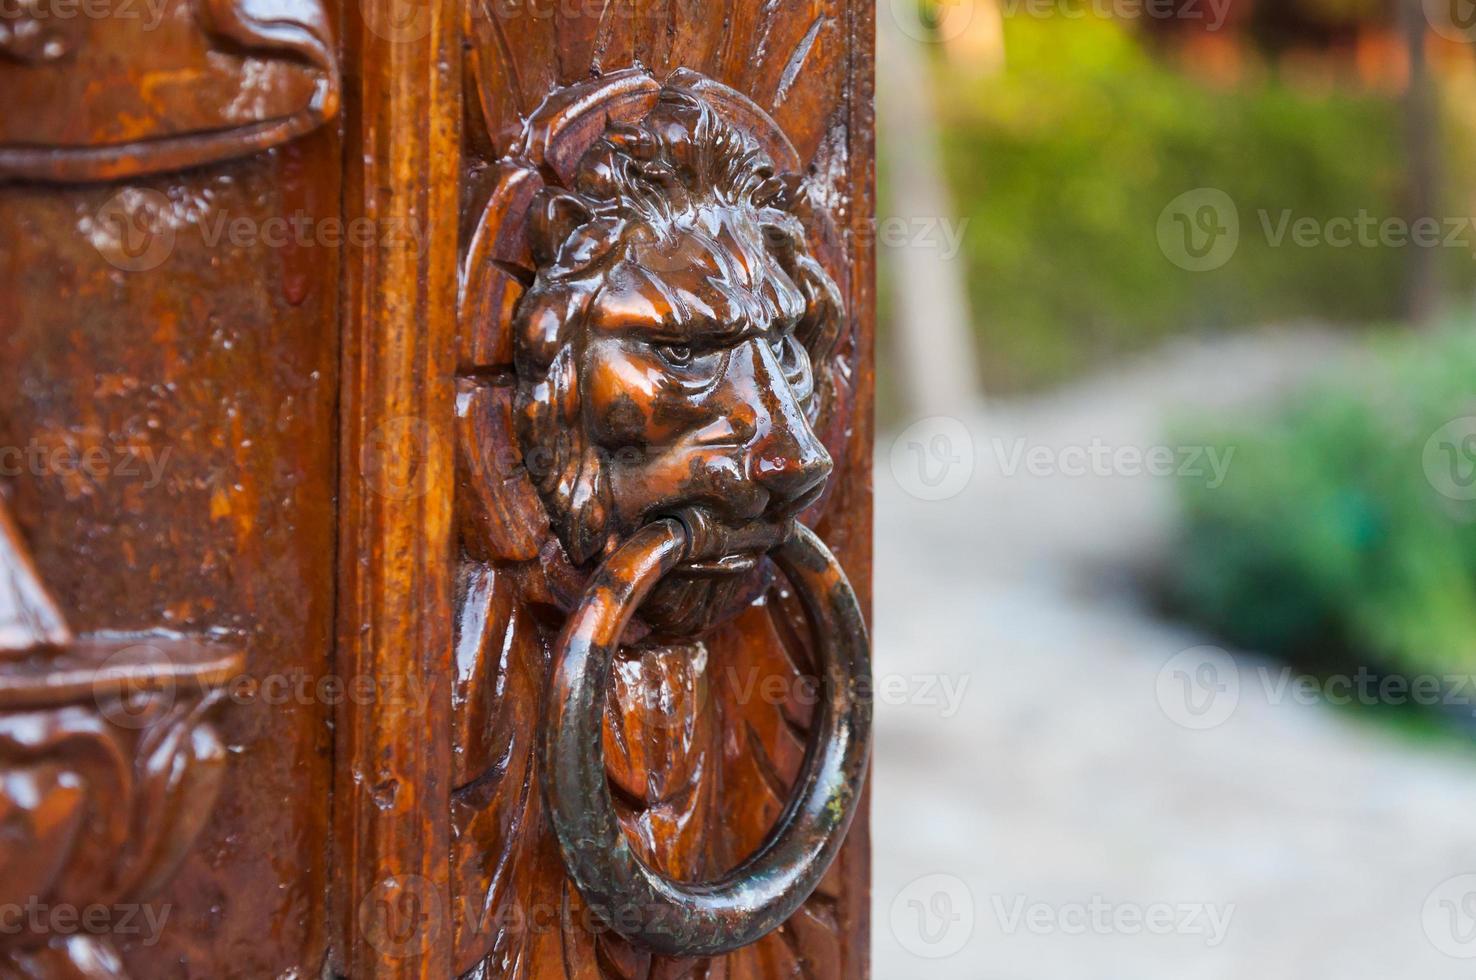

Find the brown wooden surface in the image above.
[
  {"left": 331, "top": 0, "right": 462, "bottom": 973},
  {"left": 0, "top": 128, "right": 342, "bottom": 973},
  {"left": 0, "top": 0, "right": 873, "bottom": 976}
]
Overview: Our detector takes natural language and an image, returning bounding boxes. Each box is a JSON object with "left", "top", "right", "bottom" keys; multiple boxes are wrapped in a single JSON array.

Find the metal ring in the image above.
[{"left": 541, "top": 518, "right": 872, "bottom": 956}]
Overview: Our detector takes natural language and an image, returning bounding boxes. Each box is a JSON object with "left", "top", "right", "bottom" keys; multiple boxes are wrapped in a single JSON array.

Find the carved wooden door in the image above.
[{"left": 0, "top": 1, "right": 874, "bottom": 978}]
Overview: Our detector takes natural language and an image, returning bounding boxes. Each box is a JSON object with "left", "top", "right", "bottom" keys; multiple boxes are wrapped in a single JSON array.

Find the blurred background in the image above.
[{"left": 869, "top": 0, "right": 1476, "bottom": 976}]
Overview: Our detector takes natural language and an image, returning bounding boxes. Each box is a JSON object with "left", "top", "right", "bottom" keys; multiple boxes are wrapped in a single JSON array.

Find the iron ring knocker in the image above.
[{"left": 540, "top": 518, "right": 873, "bottom": 957}]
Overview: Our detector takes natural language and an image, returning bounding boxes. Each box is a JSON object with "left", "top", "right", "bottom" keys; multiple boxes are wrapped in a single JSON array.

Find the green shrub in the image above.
[
  {"left": 929, "top": 13, "right": 1476, "bottom": 392},
  {"left": 1169, "top": 324, "right": 1476, "bottom": 680}
]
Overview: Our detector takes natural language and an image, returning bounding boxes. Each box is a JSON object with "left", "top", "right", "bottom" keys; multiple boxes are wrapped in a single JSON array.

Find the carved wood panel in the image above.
[
  {"left": 449, "top": 5, "right": 875, "bottom": 978},
  {"left": 0, "top": 0, "right": 344, "bottom": 966},
  {"left": 0, "top": 0, "right": 873, "bottom": 975}
]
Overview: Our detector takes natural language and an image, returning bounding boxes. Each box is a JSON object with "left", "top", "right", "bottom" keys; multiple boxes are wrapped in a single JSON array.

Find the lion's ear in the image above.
[{"left": 530, "top": 190, "right": 595, "bottom": 267}]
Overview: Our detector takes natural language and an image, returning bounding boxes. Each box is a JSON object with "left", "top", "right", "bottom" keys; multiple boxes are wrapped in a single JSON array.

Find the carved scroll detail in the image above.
[
  {"left": 0, "top": 0, "right": 339, "bottom": 182},
  {"left": 0, "top": 499, "right": 242, "bottom": 979}
]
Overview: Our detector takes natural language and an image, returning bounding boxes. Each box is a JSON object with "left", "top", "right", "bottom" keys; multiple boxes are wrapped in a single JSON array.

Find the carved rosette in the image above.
[
  {"left": 452, "top": 39, "right": 861, "bottom": 977},
  {"left": 0, "top": 502, "right": 242, "bottom": 979}
]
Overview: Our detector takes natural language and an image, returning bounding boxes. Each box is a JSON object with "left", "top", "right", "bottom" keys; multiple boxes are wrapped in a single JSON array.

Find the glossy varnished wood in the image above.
[
  {"left": 0, "top": 160, "right": 341, "bottom": 977},
  {"left": 331, "top": 0, "right": 462, "bottom": 974},
  {"left": 0, "top": 0, "right": 874, "bottom": 975},
  {"left": 450, "top": 5, "right": 876, "bottom": 977}
]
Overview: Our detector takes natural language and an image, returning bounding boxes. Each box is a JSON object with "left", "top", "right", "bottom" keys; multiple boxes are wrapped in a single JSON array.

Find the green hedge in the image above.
[
  {"left": 1168, "top": 324, "right": 1476, "bottom": 681},
  {"left": 930, "top": 13, "right": 1476, "bottom": 392}
]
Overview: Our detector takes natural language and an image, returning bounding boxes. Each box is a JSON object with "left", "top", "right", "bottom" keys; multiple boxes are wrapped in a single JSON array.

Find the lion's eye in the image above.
[{"left": 659, "top": 344, "right": 693, "bottom": 366}]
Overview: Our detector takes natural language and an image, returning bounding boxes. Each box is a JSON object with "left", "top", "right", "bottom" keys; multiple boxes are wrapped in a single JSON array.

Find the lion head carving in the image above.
[{"left": 510, "top": 80, "right": 847, "bottom": 638}]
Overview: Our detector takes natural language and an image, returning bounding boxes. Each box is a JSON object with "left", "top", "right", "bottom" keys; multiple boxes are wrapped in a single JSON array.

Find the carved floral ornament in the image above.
[{"left": 455, "top": 68, "right": 870, "bottom": 961}]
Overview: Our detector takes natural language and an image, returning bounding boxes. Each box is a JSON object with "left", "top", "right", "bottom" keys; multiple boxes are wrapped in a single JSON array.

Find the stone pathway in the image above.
[{"left": 870, "top": 329, "right": 1476, "bottom": 978}]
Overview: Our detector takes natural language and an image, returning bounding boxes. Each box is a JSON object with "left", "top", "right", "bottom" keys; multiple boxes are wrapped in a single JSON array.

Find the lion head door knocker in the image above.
[{"left": 459, "top": 68, "right": 870, "bottom": 958}]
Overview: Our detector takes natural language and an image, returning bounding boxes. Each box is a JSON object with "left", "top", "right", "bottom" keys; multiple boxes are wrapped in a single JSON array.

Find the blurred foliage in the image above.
[
  {"left": 929, "top": 12, "right": 1476, "bottom": 392},
  {"left": 1168, "top": 323, "right": 1476, "bottom": 681}
]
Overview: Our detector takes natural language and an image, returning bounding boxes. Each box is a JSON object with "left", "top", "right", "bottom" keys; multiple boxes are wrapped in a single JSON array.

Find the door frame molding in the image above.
[{"left": 332, "top": 0, "right": 462, "bottom": 974}]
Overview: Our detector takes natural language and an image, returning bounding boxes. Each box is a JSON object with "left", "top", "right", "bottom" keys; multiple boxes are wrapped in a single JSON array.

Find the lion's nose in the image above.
[
  {"left": 713, "top": 336, "right": 833, "bottom": 520},
  {"left": 742, "top": 338, "right": 833, "bottom": 512},
  {"left": 750, "top": 422, "right": 832, "bottom": 512}
]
